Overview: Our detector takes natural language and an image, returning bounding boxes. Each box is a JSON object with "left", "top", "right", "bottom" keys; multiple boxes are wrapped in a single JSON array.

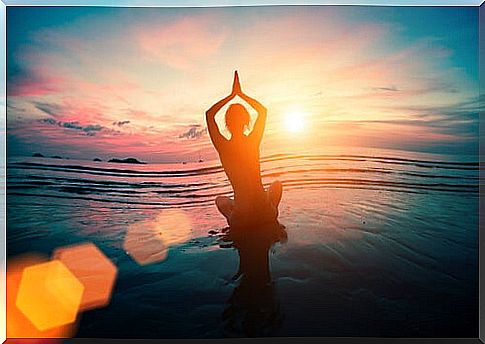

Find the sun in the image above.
[{"left": 284, "top": 111, "right": 305, "bottom": 133}]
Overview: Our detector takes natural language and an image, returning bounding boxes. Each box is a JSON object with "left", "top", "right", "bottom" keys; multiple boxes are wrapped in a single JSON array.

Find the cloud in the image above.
[
  {"left": 178, "top": 124, "right": 207, "bottom": 139},
  {"left": 8, "top": 68, "right": 66, "bottom": 97},
  {"left": 382, "top": 95, "right": 481, "bottom": 122},
  {"left": 136, "top": 15, "right": 227, "bottom": 69},
  {"left": 113, "top": 120, "right": 130, "bottom": 127},
  {"left": 372, "top": 86, "right": 400, "bottom": 92},
  {"left": 315, "top": 95, "right": 480, "bottom": 154},
  {"left": 40, "top": 118, "right": 107, "bottom": 136},
  {"left": 30, "top": 99, "right": 113, "bottom": 129},
  {"left": 40, "top": 118, "right": 58, "bottom": 125},
  {"left": 33, "top": 101, "right": 64, "bottom": 117}
]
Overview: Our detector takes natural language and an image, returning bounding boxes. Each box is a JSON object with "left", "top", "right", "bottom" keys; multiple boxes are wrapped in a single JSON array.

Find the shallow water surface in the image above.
[{"left": 7, "top": 147, "right": 478, "bottom": 337}]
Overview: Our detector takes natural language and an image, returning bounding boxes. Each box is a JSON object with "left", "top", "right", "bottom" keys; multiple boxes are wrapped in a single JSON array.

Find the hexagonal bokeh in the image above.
[
  {"left": 53, "top": 242, "right": 118, "bottom": 311},
  {"left": 15, "top": 260, "right": 84, "bottom": 332},
  {"left": 124, "top": 224, "right": 169, "bottom": 266},
  {"left": 7, "top": 254, "right": 79, "bottom": 340},
  {"left": 123, "top": 208, "right": 192, "bottom": 265}
]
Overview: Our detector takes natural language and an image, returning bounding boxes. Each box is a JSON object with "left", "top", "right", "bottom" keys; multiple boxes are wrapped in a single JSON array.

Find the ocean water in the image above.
[{"left": 6, "top": 147, "right": 478, "bottom": 338}]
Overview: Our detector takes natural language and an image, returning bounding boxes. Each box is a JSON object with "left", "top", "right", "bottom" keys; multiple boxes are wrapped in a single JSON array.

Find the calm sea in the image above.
[{"left": 6, "top": 147, "right": 479, "bottom": 337}]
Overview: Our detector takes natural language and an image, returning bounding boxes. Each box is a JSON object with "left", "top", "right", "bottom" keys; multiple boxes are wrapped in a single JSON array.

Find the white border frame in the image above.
[{"left": 1, "top": 2, "right": 482, "bottom": 344}]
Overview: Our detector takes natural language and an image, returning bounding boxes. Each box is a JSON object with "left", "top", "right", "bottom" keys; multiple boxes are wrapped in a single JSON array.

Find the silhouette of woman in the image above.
[{"left": 206, "top": 71, "right": 282, "bottom": 227}]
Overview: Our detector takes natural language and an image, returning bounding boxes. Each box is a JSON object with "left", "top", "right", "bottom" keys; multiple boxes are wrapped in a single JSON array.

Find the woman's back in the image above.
[{"left": 217, "top": 136, "right": 265, "bottom": 208}]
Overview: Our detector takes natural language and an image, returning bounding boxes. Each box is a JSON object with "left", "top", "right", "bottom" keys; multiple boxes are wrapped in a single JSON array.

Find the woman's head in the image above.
[{"left": 225, "top": 103, "right": 250, "bottom": 136}]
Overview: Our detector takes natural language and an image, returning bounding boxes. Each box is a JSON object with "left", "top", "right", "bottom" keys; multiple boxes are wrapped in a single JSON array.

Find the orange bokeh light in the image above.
[
  {"left": 53, "top": 243, "right": 117, "bottom": 311},
  {"left": 7, "top": 254, "right": 79, "bottom": 340},
  {"left": 15, "top": 260, "right": 84, "bottom": 332},
  {"left": 123, "top": 209, "right": 192, "bottom": 265}
]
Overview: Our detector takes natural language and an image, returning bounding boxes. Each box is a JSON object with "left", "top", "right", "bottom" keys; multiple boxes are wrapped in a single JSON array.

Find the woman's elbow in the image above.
[{"left": 205, "top": 110, "right": 214, "bottom": 119}]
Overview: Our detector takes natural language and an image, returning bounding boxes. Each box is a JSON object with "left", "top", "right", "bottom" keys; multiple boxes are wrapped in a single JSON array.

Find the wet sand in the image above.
[{"left": 7, "top": 147, "right": 478, "bottom": 337}]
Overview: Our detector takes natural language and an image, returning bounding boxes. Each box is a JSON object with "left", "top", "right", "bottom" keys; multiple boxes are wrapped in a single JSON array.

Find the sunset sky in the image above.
[{"left": 7, "top": 6, "right": 479, "bottom": 162}]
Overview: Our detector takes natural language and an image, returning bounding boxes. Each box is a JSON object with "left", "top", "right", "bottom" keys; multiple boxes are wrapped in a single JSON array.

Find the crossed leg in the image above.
[
  {"left": 215, "top": 196, "right": 234, "bottom": 220},
  {"left": 215, "top": 180, "right": 282, "bottom": 221},
  {"left": 267, "top": 180, "right": 283, "bottom": 208}
]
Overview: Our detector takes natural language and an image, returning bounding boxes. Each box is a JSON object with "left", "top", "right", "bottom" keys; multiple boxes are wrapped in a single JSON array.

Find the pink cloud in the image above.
[
  {"left": 9, "top": 62, "right": 139, "bottom": 102},
  {"left": 136, "top": 15, "right": 227, "bottom": 69},
  {"left": 9, "top": 72, "right": 66, "bottom": 97},
  {"left": 312, "top": 120, "right": 463, "bottom": 152}
]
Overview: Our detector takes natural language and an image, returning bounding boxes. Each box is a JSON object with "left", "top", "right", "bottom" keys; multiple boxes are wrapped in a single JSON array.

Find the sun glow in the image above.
[{"left": 284, "top": 111, "right": 305, "bottom": 133}]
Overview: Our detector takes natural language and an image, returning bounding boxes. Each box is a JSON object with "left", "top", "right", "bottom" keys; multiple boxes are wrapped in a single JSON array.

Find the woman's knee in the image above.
[
  {"left": 269, "top": 180, "right": 283, "bottom": 204},
  {"left": 271, "top": 180, "right": 282, "bottom": 191},
  {"left": 215, "top": 196, "right": 225, "bottom": 207},
  {"left": 215, "top": 196, "right": 234, "bottom": 214}
]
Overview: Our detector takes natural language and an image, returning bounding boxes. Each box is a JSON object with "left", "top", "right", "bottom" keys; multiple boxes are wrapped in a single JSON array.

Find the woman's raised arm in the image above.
[
  {"left": 205, "top": 71, "right": 242, "bottom": 149},
  {"left": 239, "top": 91, "right": 267, "bottom": 144},
  {"left": 205, "top": 94, "right": 233, "bottom": 150}
]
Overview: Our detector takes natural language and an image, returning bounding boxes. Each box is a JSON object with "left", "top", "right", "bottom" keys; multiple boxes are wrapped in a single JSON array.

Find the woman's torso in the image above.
[{"left": 218, "top": 137, "right": 265, "bottom": 210}]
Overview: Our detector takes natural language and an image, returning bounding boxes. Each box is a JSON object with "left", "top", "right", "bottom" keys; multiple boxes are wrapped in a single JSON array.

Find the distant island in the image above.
[
  {"left": 108, "top": 157, "right": 146, "bottom": 164},
  {"left": 30, "top": 153, "right": 145, "bottom": 164}
]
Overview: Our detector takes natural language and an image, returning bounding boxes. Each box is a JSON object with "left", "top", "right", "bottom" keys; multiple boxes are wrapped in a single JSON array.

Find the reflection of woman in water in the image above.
[
  {"left": 220, "top": 220, "right": 287, "bottom": 337},
  {"left": 206, "top": 71, "right": 282, "bottom": 227}
]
